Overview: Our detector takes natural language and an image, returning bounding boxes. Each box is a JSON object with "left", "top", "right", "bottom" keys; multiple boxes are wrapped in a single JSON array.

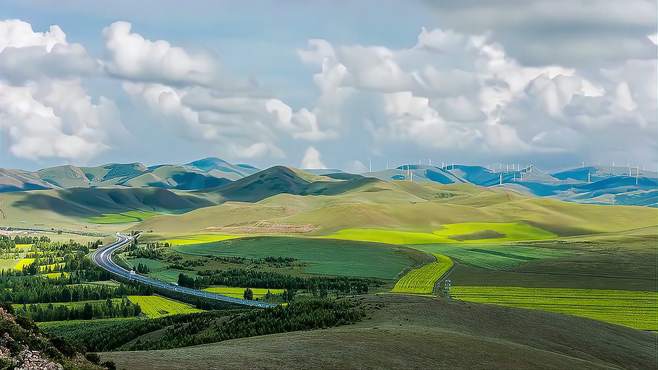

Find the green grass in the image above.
[
  {"left": 0, "top": 258, "right": 19, "bottom": 270},
  {"left": 392, "top": 254, "right": 453, "bottom": 294},
  {"left": 14, "top": 258, "right": 35, "bottom": 271},
  {"left": 164, "top": 234, "right": 242, "bottom": 246},
  {"left": 87, "top": 210, "right": 160, "bottom": 224},
  {"left": 203, "top": 286, "right": 285, "bottom": 299},
  {"left": 433, "top": 222, "right": 556, "bottom": 242},
  {"left": 408, "top": 244, "right": 572, "bottom": 270},
  {"left": 172, "top": 237, "right": 423, "bottom": 280},
  {"left": 127, "top": 295, "right": 203, "bottom": 318},
  {"left": 451, "top": 286, "right": 658, "bottom": 331},
  {"left": 324, "top": 222, "right": 556, "bottom": 245},
  {"left": 40, "top": 272, "right": 70, "bottom": 279},
  {"left": 13, "top": 298, "right": 123, "bottom": 311}
]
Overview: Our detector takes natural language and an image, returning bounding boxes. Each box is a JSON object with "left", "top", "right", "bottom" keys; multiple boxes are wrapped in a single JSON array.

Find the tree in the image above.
[{"left": 243, "top": 288, "right": 254, "bottom": 300}]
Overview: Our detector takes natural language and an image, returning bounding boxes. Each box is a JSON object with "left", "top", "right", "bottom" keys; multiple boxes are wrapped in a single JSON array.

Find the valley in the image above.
[{"left": 0, "top": 159, "right": 656, "bottom": 369}]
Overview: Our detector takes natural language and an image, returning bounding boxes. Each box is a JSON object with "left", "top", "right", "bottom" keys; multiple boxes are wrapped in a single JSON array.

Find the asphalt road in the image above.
[{"left": 91, "top": 234, "right": 275, "bottom": 308}]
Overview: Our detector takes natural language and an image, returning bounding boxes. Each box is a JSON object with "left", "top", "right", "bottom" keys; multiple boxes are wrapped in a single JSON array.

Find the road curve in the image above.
[{"left": 91, "top": 234, "right": 275, "bottom": 308}]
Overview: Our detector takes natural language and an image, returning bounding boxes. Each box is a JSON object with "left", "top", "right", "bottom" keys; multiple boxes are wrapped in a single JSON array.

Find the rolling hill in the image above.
[
  {"left": 0, "top": 157, "right": 258, "bottom": 193},
  {"left": 101, "top": 294, "right": 657, "bottom": 370}
]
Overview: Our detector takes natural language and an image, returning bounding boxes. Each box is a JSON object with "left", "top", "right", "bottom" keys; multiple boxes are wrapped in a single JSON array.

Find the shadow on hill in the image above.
[{"left": 210, "top": 166, "right": 381, "bottom": 202}]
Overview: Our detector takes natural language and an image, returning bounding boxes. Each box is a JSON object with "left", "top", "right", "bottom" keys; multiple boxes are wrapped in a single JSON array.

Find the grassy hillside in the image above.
[
  {"left": 101, "top": 294, "right": 657, "bottom": 370},
  {"left": 136, "top": 181, "right": 658, "bottom": 236},
  {"left": 0, "top": 187, "right": 215, "bottom": 230}
]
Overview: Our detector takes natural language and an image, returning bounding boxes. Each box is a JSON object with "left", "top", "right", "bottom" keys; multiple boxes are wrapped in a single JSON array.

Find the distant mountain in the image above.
[
  {"left": 366, "top": 165, "right": 463, "bottom": 184},
  {"left": 0, "top": 157, "right": 258, "bottom": 193},
  {"left": 2, "top": 160, "right": 656, "bottom": 207},
  {"left": 0, "top": 168, "right": 52, "bottom": 192},
  {"left": 185, "top": 157, "right": 259, "bottom": 180}
]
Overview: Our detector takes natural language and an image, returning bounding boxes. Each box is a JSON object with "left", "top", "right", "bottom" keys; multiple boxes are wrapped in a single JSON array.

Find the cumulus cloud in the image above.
[
  {"left": 0, "top": 20, "right": 123, "bottom": 161},
  {"left": 102, "top": 21, "right": 221, "bottom": 87},
  {"left": 0, "top": 20, "right": 97, "bottom": 83},
  {"left": 297, "top": 26, "right": 657, "bottom": 164},
  {"left": 113, "top": 23, "right": 335, "bottom": 160},
  {"left": 300, "top": 146, "right": 326, "bottom": 169},
  {"left": 0, "top": 80, "right": 121, "bottom": 160}
]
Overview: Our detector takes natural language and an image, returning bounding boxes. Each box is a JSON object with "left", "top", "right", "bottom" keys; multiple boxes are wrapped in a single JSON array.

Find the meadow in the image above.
[
  {"left": 87, "top": 210, "right": 161, "bottom": 224},
  {"left": 203, "top": 286, "right": 285, "bottom": 299},
  {"left": 324, "top": 222, "right": 556, "bottom": 245},
  {"left": 451, "top": 286, "right": 658, "bottom": 330},
  {"left": 392, "top": 253, "right": 453, "bottom": 294},
  {"left": 164, "top": 233, "right": 242, "bottom": 246},
  {"left": 127, "top": 295, "right": 204, "bottom": 318},
  {"left": 171, "top": 237, "right": 424, "bottom": 280},
  {"left": 409, "top": 244, "right": 573, "bottom": 270}
]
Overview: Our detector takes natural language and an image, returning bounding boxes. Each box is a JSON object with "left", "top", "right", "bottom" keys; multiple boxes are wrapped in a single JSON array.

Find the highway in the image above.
[{"left": 91, "top": 234, "right": 275, "bottom": 308}]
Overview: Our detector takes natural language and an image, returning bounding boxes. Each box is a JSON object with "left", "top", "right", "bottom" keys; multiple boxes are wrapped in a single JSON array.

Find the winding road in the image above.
[{"left": 91, "top": 234, "right": 275, "bottom": 308}]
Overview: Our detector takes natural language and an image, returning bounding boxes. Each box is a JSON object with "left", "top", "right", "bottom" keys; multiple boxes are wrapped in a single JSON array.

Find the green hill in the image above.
[{"left": 100, "top": 294, "right": 657, "bottom": 370}]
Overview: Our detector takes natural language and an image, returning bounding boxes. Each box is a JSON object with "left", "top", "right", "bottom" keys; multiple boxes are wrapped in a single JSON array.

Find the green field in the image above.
[
  {"left": 433, "top": 222, "right": 556, "bottom": 242},
  {"left": 164, "top": 234, "right": 242, "bottom": 246},
  {"left": 13, "top": 298, "right": 123, "bottom": 312},
  {"left": 325, "top": 222, "right": 556, "bottom": 245},
  {"left": 408, "top": 244, "right": 572, "bottom": 270},
  {"left": 41, "top": 272, "right": 70, "bottom": 279},
  {"left": 172, "top": 237, "right": 424, "bottom": 280},
  {"left": 451, "top": 286, "right": 658, "bottom": 330},
  {"left": 203, "top": 286, "right": 285, "bottom": 299},
  {"left": 14, "top": 258, "right": 35, "bottom": 271},
  {"left": 392, "top": 254, "right": 453, "bottom": 294},
  {"left": 127, "top": 295, "right": 203, "bottom": 318},
  {"left": 87, "top": 210, "right": 160, "bottom": 224}
]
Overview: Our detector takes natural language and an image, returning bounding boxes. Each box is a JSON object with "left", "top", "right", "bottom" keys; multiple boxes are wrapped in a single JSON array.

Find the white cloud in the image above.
[
  {"left": 296, "top": 26, "right": 657, "bottom": 163},
  {"left": 103, "top": 21, "right": 219, "bottom": 86},
  {"left": 0, "top": 80, "right": 121, "bottom": 160},
  {"left": 300, "top": 146, "right": 326, "bottom": 169},
  {"left": 0, "top": 20, "right": 97, "bottom": 83},
  {"left": 0, "top": 20, "right": 124, "bottom": 162}
]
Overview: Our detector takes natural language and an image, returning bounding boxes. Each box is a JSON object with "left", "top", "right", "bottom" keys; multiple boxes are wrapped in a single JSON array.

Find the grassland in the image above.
[
  {"left": 203, "top": 286, "right": 285, "bottom": 299},
  {"left": 164, "top": 233, "right": 242, "bottom": 246},
  {"left": 87, "top": 210, "right": 161, "bottom": 224},
  {"left": 172, "top": 237, "right": 425, "bottom": 280},
  {"left": 14, "top": 258, "right": 35, "bottom": 271},
  {"left": 408, "top": 244, "right": 573, "bottom": 270},
  {"left": 101, "top": 294, "right": 658, "bottom": 370},
  {"left": 41, "top": 272, "right": 70, "bottom": 279},
  {"left": 392, "top": 254, "right": 453, "bottom": 294},
  {"left": 451, "top": 286, "right": 658, "bottom": 330},
  {"left": 0, "top": 258, "right": 19, "bottom": 270},
  {"left": 325, "top": 222, "right": 556, "bottom": 245},
  {"left": 127, "top": 295, "right": 203, "bottom": 318}
]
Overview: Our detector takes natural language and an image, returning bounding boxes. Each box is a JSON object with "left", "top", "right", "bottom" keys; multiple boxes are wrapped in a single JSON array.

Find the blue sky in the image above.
[{"left": 0, "top": 1, "right": 656, "bottom": 171}]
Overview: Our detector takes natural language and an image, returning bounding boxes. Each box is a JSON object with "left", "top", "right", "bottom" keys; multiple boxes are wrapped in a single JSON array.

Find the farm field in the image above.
[
  {"left": 127, "top": 295, "right": 204, "bottom": 318},
  {"left": 409, "top": 244, "right": 573, "bottom": 270},
  {"left": 0, "top": 258, "right": 19, "bottom": 270},
  {"left": 164, "top": 233, "right": 242, "bottom": 246},
  {"left": 392, "top": 254, "right": 453, "bottom": 294},
  {"left": 171, "top": 237, "right": 426, "bottom": 280},
  {"left": 451, "top": 286, "right": 658, "bottom": 330},
  {"left": 87, "top": 210, "right": 161, "bottom": 224},
  {"left": 324, "top": 222, "right": 556, "bottom": 245},
  {"left": 14, "top": 258, "right": 35, "bottom": 271},
  {"left": 203, "top": 286, "right": 285, "bottom": 299}
]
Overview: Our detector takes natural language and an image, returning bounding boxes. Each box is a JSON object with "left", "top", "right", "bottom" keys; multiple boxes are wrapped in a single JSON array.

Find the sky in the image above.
[{"left": 0, "top": 0, "right": 656, "bottom": 171}]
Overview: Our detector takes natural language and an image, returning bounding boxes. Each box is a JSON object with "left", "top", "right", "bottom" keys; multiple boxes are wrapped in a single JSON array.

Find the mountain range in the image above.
[{"left": 1, "top": 158, "right": 656, "bottom": 208}]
